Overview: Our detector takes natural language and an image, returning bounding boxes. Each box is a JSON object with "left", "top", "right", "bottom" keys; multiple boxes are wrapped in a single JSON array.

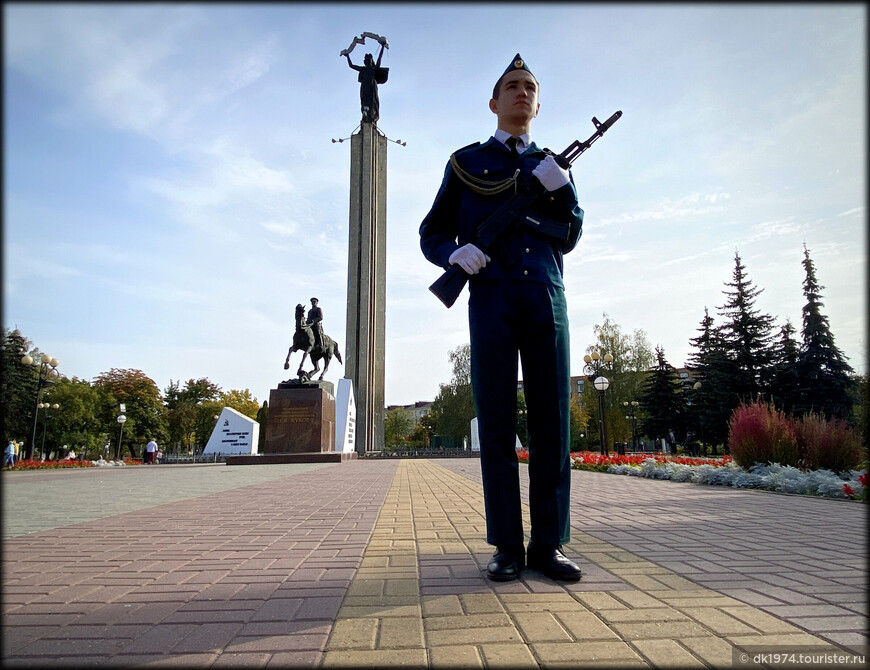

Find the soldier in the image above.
[
  {"left": 419, "top": 55, "right": 583, "bottom": 582},
  {"left": 307, "top": 298, "right": 324, "bottom": 350}
]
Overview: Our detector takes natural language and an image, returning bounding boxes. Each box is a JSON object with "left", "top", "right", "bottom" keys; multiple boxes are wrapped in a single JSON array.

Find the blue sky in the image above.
[{"left": 3, "top": 3, "right": 866, "bottom": 408}]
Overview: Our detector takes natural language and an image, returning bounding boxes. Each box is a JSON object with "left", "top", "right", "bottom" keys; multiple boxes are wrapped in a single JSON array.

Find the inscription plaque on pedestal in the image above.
[{"left": 264, "top": 384, "right": 335, "bottom": 454}]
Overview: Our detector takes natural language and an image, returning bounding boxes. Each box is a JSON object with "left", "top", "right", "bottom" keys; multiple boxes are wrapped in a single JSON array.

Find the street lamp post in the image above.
[
  {"left": 623, "top": 400, "right": 639, "bottom": 452},
  {"left": 583, "top": 351, "right": 613, "bottom": 455},
  {"left": 39, "top": 402, "right": 60, "bottom": 461},
  {"left": 116, "top": 413, "right": 127, "bottom": 461},
  {"left": 20, "top": 353, "right": 59, "bottom": 460}
]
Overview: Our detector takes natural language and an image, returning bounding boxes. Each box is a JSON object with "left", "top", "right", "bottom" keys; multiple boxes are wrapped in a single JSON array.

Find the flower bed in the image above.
[
  {"left": 515, "top": 449, "right": 867, "bottom": 501},
  {"left": 3, "top": 458, "right": 95, "bottom": 470},
  {"left": 3, "top": 457, "right": 143, "bottom": 471}
]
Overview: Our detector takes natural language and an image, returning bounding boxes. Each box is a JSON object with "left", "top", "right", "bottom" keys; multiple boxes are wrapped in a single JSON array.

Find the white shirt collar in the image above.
[{"left": 494, "top": 128, "right": 531, "bottom": 152}]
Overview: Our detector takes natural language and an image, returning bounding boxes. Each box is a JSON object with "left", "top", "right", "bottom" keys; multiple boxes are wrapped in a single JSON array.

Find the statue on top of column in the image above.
[{"left": 341, "top": 32, "right": 389, "bottom": 125}]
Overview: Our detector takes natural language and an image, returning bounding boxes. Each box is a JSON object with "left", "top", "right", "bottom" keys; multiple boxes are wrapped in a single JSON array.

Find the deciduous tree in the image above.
[
  {"left": 385, "top": 407, "right": 413, "bottom": 447},
  {"left": 94, "top": 368, "right": 167, "bottom": 458}
]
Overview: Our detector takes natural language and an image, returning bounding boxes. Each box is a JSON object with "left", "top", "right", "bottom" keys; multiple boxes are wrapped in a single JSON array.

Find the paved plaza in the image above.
[{"left": 2, "top": 458, "right": 867, "bottom": 667}]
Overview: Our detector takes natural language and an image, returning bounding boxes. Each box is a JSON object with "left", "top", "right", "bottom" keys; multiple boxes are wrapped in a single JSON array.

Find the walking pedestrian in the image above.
[{"left": 4, "top": 440, "right": 15, "bottom": 467}]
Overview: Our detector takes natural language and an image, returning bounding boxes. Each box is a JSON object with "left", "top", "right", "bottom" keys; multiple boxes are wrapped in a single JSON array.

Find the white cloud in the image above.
[
  {"left": 261, "top": 221, "right": 301, "bottom": 237},
  {"left": 598, "top": 192, "right": 732, "bottom": 227}
]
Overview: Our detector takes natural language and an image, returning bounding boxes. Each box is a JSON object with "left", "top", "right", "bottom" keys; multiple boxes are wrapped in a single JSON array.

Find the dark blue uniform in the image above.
[{"left": 420, "top": 136, "right": 583, "bottom": 549}]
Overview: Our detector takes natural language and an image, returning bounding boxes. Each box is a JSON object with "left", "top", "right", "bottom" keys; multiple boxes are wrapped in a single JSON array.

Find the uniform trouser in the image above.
[{"left": 469, "top": 279, "right": 572, "bottom": 548}]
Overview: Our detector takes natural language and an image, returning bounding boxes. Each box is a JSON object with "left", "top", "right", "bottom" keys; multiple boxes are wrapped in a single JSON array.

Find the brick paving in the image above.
[{"left": 2, "top": 459, "right": 866, "bottom": 668}]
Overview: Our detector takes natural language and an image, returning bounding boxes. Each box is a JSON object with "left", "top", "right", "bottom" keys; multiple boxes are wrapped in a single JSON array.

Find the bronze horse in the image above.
[{"left": 284, "top": 304, "right": 343, "bottom": 381}]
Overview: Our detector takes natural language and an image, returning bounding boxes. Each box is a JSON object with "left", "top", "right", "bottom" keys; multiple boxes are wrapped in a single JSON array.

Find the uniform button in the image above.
[
  {"left": 523, "top": 270, "right": 529, "bottom": 276},
  {"left": 550, "top": 196, "right": 555, "bottom": 201},
  {"left": 483, "top": 169, "right": 489, "bottom": 174},
  {"left": 525, "top": 248, "right": 530, "bottom": 253}
]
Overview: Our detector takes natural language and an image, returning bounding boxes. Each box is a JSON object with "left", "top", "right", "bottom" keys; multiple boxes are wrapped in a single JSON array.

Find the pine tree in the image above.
[
  {"left": 769, "top": 319, "right": 802, "bottom": 416},
  {"left": 717, "top": 251, "right": 776, "bottom": 402},
  {"left": 638, "top": 346, "right": 684, "bottom": 443},
  {"left": 796, "top": 244, "right": 854, "bottom": 420},
  {"left": 1, "top": 328, "right": 39, "bottom": 446},
  {"left": 687, "top": 307, "right": 738, "bottom": 451}
]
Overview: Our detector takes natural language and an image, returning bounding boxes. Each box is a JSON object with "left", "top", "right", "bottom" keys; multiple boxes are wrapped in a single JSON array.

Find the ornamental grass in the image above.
[
  {"left": 728, "top": 400, "right": 799, "bottom": 468},
  {"left": 795, "top": 412, "right": 865, "bottom": 473}
]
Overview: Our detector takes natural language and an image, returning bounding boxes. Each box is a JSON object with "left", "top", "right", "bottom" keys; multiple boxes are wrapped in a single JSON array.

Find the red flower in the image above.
[{"left": 843, "top": 484, "right": 855, "bottom": 497}]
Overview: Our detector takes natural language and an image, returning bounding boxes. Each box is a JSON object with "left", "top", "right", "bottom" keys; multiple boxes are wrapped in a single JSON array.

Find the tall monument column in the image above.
[
  {"left": 341, "top": 33, "right": 390, "bottom": 454},
  {"left": 345, "top": 123, "right": 386, "bottom": 454}
]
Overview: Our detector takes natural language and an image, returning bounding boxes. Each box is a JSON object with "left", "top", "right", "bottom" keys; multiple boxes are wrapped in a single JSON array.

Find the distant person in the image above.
[
  {"left": 145, "top": 438, "right": 159, "bottom": 464},
  {"left": 666, "top": 429, "right": 677, "bottom": 454},
  {"left": 5, "top": 440, "right": 15, "bottom": 467}
]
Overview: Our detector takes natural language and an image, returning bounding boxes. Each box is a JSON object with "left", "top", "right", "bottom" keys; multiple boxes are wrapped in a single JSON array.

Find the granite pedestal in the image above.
[{"left": 227, "top": 381, "right": 355, "bottom": 465}]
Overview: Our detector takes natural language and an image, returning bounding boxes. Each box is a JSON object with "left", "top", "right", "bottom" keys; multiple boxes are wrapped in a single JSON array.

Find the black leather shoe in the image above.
[
  {"left": 527, "top": 543, "right": 582, "bottom": 582},
  {"left": 486, "top": 546, "right": 525, "bottom": 582}
]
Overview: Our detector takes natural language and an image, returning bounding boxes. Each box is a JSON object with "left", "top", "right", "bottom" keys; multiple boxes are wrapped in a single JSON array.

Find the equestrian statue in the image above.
[{"left": 283, "top": 299, "right": 343, "bottom": 381}]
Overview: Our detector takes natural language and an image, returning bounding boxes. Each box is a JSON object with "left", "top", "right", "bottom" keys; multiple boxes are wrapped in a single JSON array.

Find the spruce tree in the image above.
[
  {"left": 638, "top": 346, "right": 684, "bottom": 443},
  {"left": 1, "top": 328, "right": 39, "bottom": 445},
  {"left": 796, "top": 244, "right": 854, "bottom": 420},
  {"left": 769, "top": 319, "right": 802, "bottom": 416},
  {"left": 687, "top": 307, "right": 738, "bottom": 451},
  {"left": 717, "top": 251, "right": 776, "bottom": 402}
]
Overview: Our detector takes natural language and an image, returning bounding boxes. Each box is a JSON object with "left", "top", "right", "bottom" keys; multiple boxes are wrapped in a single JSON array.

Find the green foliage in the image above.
[
  {"left": 94, "top": 368, "right": 167, "bottom": 457},
  {"left": 716, "top": 251, "right": 776, "bottom": 401},
  {"left": 795, "top": 244, "right": 854, "bottom": 421},
  {"left": 385, "top": 407, "right": 414, "bottom": 447},
  {"left": 687, "top": 307, "right": 737, "bottom": 449},
  {"left": 582, "top": 313, "right": 655, "bottom": 451},
  {"left": 194, "top": 401, "right": 223, "bottom": 448},
  {"left": 4, "top": 331, "right": 265, "bottom": 458},
  {"left": 219, "top": 388, "right": 260, "bottom": 421},
  {"left": 638, "top": 347, "right": 684, "bottom": 440},
  {"left": 568, "top": 392, "right": 590, "bottom": 451},
  {"left": 517, "top": 392, "right": 528, "bottom": 447},
  {"left": 769, "top": 320, "right": 802, "bottom": 416},
  {"left": 417, "top": 410, "right": 438, "bottom": 444},
  {"left": 40, "top": 377, "right": 105, "bottom": 459},
  {"left": 163, "top": 377, "right": 225, "bottom": 453},
  {"left": 689, "top": 246, "right": 857, "bottom": 450},
  {"left": 431, "top": 344, "right": 475, "bottom": 444},
  {"left": 1, "top": 329, "right": 39, "bottom": 444}
]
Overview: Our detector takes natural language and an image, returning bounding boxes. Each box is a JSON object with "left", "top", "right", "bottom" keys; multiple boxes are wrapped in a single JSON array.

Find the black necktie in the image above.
[{"left": 506, "top": 136, "right": 520, "bottom": 158}]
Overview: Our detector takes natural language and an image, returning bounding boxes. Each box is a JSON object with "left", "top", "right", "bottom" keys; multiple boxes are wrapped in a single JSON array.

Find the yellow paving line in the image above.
[{"left": 321, "top": 460, "right": 843, "bottom": 668}]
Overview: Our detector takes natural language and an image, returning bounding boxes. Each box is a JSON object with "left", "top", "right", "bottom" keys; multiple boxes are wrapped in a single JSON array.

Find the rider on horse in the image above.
[{"left": 307, "top": 298, "right": 324, "bottom": 350}]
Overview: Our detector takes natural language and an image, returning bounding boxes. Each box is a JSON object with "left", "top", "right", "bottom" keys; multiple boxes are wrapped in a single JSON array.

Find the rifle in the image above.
[{"left": 428, "top": 110, "right": 623, "bottom": 308}]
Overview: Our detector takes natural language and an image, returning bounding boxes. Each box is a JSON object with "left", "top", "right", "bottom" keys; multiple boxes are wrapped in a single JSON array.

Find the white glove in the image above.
[
  {"left": 449, "top": 243, "right": 491, "bottom": 275},
  {"left": 532, "top": 155, "right": 570, "bottom": 191}
]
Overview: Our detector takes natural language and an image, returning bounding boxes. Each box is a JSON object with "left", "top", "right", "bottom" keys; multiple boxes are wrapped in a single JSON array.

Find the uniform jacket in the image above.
[{"left": 419, "top": 137, "right": 584, "bottom": 288}]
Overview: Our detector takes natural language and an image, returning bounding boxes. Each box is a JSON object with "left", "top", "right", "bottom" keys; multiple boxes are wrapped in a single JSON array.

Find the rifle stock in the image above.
[{"left": 428, "top": 110, "right": 622, "bottom": 308}]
